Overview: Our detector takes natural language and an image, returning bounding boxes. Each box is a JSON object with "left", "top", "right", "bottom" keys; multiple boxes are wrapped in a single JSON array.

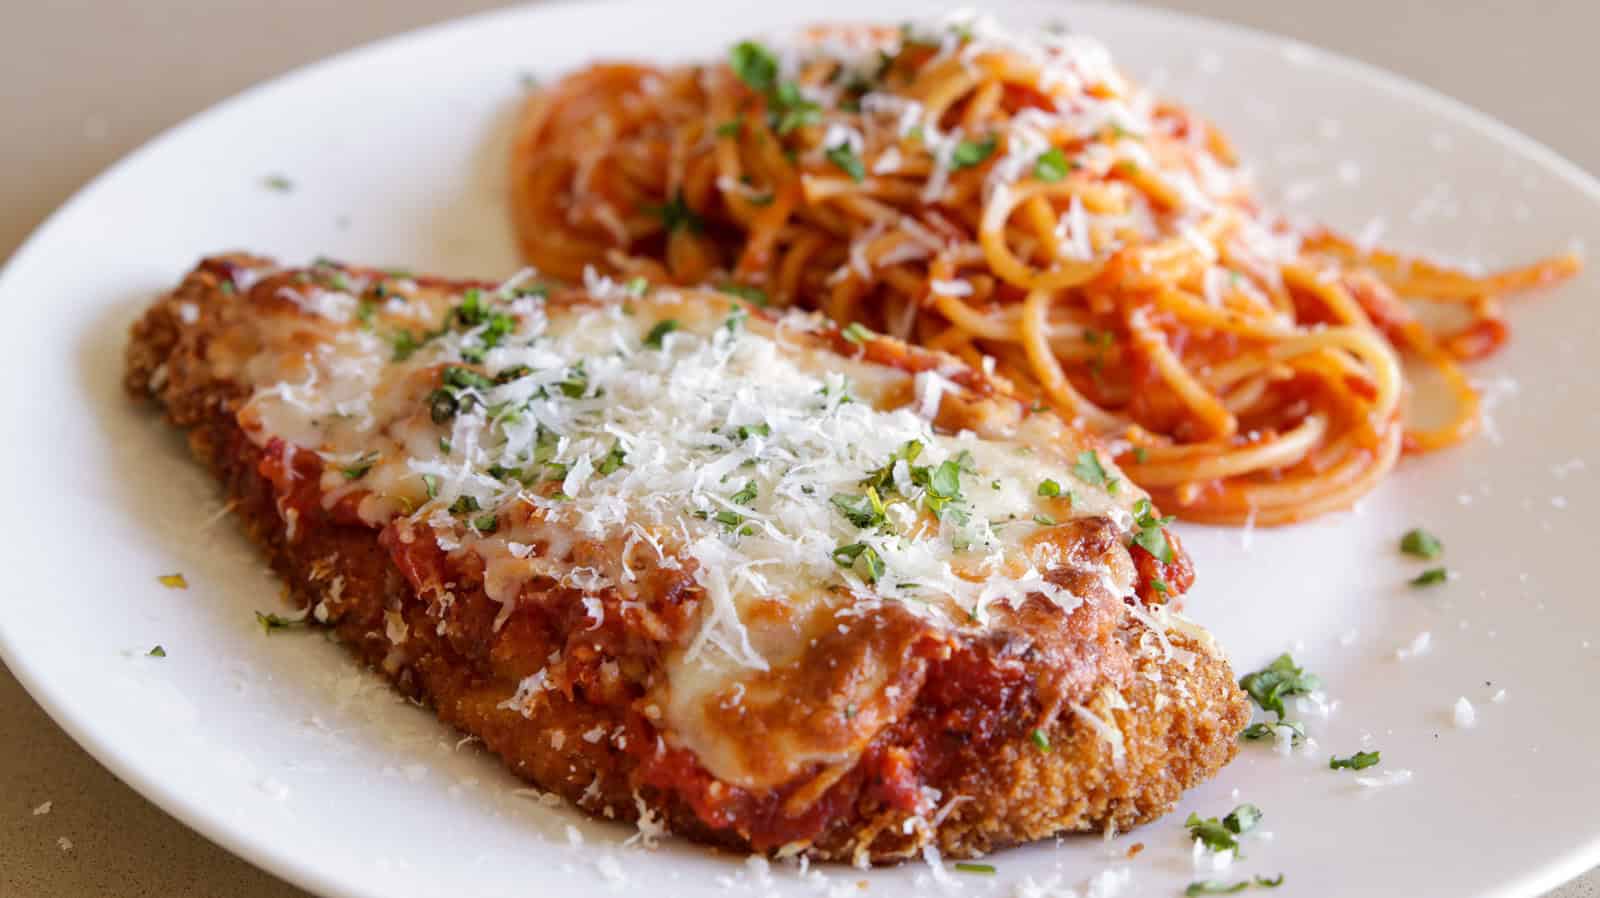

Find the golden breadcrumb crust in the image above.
[{"left": 126, "top": 256, "right": 1248, "bottom": 863}]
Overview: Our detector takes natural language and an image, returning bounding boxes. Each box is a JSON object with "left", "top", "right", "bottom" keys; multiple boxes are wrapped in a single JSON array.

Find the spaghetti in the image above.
[{"left": 507, "top": 15, "right": 1580, "bottom": 525}]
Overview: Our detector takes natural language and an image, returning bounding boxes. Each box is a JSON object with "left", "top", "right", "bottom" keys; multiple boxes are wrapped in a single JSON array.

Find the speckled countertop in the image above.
[{"left": 3, "top": 1, "right": 1597, "bottom": 895}]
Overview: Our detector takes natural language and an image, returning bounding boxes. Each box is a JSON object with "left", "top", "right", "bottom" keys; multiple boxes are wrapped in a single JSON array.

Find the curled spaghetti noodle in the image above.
[{"left": 508, "top": 14, "right": 1581, "bottom": 525}]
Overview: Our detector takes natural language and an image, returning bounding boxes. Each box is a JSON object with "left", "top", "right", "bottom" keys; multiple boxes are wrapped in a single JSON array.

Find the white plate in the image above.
[{"left": 2, "top": 2, "right": 1597, "bottom": 896}]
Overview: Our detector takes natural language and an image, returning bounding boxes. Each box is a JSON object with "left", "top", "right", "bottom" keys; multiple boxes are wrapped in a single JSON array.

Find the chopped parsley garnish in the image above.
[
  {"left": 391, "top": 329, "right": 425, "bottom": 361},
  {"left": 769, "top": 81, "right": 822, "bottom": 133},
  {"left": 853, "top": 440, "right": 973, "bottom": 526},
  {"left": 1037, "top": 478, "right": 1062, "bottom": 497},
  {"left": 728, "top": 41, "right": 818, "bottom": 133},
  {"left": 1184, "top": 877, "right": 1283, "bottom": 895},
  {"left": 450, "top": 495, "right": 481, "bottom": 514},
  {"left": 1400, "top": 527, "right": 1443, "bottom": 559},
  {"left": 1033, "top": 147, "right": 1073, "bottom": 182},
  {"left": 1410, "top": 567, "right": 1449, "bottom": 587},
  {"left": 1224, "top": 804, "right": 1262, "bottom": 835},
  {"left": 453, "top": 288, "right": 489, "bottom": 325},
  {"left": 147, "top": 645, "right": 167, "bottom": 658},
  {"left": 861, "top": 440, "right": 922, "bottom": 491},
  {"left": 916, "top": 458, "right": 967, "bottom": 522},
  {"left": 734, "top": 422, "right": 771, "bottom": 441},
  {"left": 953, "top": 863, "right": 996, "bottom": 875},
  {"left": 928, "top": 459, "right": 961, "bottom": 497},
  {"left": 1239, "top": 653, "right": 1321, "bottom": 720},
  {"left": 1034, "top": 513, "right": 1058, "bottom": 526},
  {"left": 730, "top": 41, "right": 778, "bottom": 92},
  {"left": 421, "top": 473, "right": 441, "bottom": 499},
  {"left": 949, "top": 135, "right": 997, "bottom": 171},
  {"left": 644, "top": 319, "right": 680, "bottom": 349},
  {"left": 715, "top": 118, "right": 743, "bottom": 138},
  {"left": 717, "top": 283, "right": 768, "bottom": 306},
  {"left": 1132, "top": 446, "right": 1149, "bottom": 463},
  {"left": 556, "top": 361, "right": 590, "bottom": 397},
  {"left": 626, "top": 277, "right": 649, "bottom": 296},
  {"left": 262, "top": 174, "right": 294, "bottom": 192},
  {"left": 1030, "top": 729, "right": 1051, "bottom": 751},
  {"left": 1329, "top": 750, "right": 1381, "bottom": 771},
  {"left": 1241, "top": 720, "right": 1306, "bottom": 744},
  {"left": 596, "top": 442, "right": 628, "bottom": 475},
  {"left": 1185, "top": 881, "right": 1250, "bottom": 896},
  {"left": 342, "top": 451, "right": 380, "bottom": 480},
  {"left": 840, "top": 322, "right": 874, "bottom": 344},
  {"left": 832, "top": 542, "right": 885, "bottom": 582},
  {"left": 730, "top": 480, "right": 759, "bottom": 506},
  {"left": 428, "top": 389, "right": 458, "bottom": 424},
  {"left": 255, "top": 611, "right": 308, "bottom": 634},
  {"left": 826, "top": 143, "right": 867, "bottom": 182},
  {"left": 494, "top": 364, "right": 533, "bottom": 385},
  {"left": 1071, "top": 450, "right": 1117, "bottom": 492},
  {"left": 472, "top": 513, "right": 498, "bottom": 534},
  {"left": 1184, "top": 814, "right": 1237, "bottom": 853},
  {"left": 1185, "top": 803, "right": 1259, "bottom": 856},
  {"left": 157, "top": 573, "right": 188, "bottom": 589},
  {"left": 646, "top": 191, "right": 703, "bottom": 233},
  {"left": 831, "top": 489, "right": 886, "bottom": 529},
  {"left": 443, "top": 365, "right": 494, "bottom": 392},
  {"left": 1130, "top": 497, "right": 1175, "bottom": 563}
]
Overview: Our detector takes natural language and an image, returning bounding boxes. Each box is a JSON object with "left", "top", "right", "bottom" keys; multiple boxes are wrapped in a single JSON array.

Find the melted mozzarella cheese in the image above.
[{"left": 231, "top": 275, "right": 1147, "bottom": 785}]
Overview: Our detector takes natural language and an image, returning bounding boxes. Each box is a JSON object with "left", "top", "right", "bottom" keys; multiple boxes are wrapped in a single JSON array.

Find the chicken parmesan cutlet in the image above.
[{"left": 125, "top": 255, "right": 1247, "bottom": 863}]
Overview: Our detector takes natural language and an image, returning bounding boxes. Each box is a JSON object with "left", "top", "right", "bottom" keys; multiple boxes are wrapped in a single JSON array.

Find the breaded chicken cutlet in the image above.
[{"left": 125, "top": 254, "right": 1247, "bottom": 863}]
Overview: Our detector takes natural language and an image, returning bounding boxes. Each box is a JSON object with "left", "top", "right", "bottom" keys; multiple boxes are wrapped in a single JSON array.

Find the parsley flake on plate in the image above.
[
  {"left": 1239, "top": 653, "right": 1321, "bottom": 719},
  {"left": 255, "top": 611, "right": 309, "bottom": 635},
  {"left": 1241, "top": 720, "right": 1306, "bottom": 744},
  {"left": 1185, "top": 881, "right": 1249, "bottom": 896},
  {"left": 1399, "top": 527, "right": 1443, "bottom": 559},
  {"left": 1330, "top": 750, "right": 1381, "bottom": 771},
  {"left": 1410, "top": 567, "right": 1450, "bottom": 587}
]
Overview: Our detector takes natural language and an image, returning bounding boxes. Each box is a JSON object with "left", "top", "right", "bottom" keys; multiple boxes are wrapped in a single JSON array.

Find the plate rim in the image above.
[{"left": 2, "top": 2, "right": 1598, "bottom": 896}]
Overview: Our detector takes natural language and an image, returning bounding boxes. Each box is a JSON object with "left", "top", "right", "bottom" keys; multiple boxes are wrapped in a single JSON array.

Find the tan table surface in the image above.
[{"left": 2, "top": 2, "right": 1596, "bottom": 895}]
